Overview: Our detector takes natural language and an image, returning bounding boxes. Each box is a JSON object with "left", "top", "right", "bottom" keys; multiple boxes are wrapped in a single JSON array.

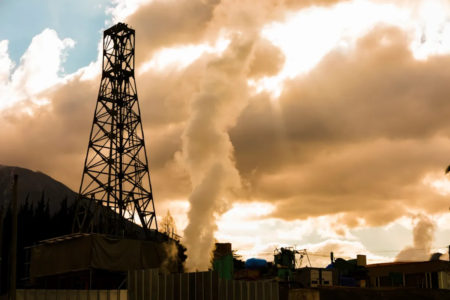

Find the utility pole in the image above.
[
  {"left": 0, "top": 197, "right": 5, "bottom": 295},
  {"left": 9, "top": 174, "right": 18, "bottom": 300}
]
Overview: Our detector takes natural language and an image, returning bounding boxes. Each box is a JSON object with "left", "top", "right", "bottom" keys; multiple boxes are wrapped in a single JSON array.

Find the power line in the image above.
[{"left": 236, "top": 245, "right": 449, "bottom": 258}]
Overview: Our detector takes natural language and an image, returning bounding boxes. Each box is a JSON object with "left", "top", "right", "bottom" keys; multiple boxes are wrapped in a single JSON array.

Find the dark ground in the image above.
[{"left": 317, "top": 287, "right": 450, "bottom": 300}]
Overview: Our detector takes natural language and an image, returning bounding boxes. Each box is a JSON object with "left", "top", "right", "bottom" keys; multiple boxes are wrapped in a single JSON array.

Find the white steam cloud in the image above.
[
  {"left": 181, "top": 36, "right": 256, "bottom": 271},
  {"left": 395, "top": 214, "right": 436, "bottom": 261}
]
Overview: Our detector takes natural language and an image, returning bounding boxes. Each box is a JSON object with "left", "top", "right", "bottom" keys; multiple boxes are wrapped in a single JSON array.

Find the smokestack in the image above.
[
  {"left": 214, "top": 243, "right": 232, "bottom": 260},
  {"left": 357, "top": 254, "right": 367, "bottom": 267},
  {"left": 448, "top": 245, "right": 450, "bottom": 262},
  {"left": 330, "top": 252, "right": 334, "bottom": 264}
]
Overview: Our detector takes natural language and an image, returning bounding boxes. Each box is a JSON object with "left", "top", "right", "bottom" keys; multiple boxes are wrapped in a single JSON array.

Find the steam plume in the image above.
[
  {"left": 395, "top": 214, "right": 436, "bottom": 261},
  {"left": 181, "top": 36, "right": 255, "bottom": 270},
  {"left": 161, "top": 241, "right": 179, "bottom": 273}
]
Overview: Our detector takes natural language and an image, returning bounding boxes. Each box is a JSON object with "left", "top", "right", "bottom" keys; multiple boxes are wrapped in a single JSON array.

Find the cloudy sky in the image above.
[{"left": 1, "top": 0, "right": 450, "bottom": 269}]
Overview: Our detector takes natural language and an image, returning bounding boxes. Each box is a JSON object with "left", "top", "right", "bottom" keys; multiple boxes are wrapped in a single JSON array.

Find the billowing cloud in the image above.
[
  {"left": 123, "top": 0, "right": 350, "bottom": 65},
  {"left": 12, "top": 29, "right": 74, "bottom": 96},
  {"left": 0, "top": 29, "right": 74, "bottom": 110},
  {"left": 0, "top": 41, "right": 14, "bottom": 82},
  {"left": 125, "top": 0, "right": 221, "bottom": 64},
  {"left": 232, "top": 26, "right": 450, "bottom": 226},
  {"left": 1, "top": 0, "right": 450, "bottom": 269},
  {"left": 248, "top": 38, "right": 285, "bottom": 78}
]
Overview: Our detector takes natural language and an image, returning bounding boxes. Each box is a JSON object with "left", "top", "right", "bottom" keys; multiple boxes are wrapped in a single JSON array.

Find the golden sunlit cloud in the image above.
[
  {"left": 215, "top": 209, "right": 392, "bottom": 265},
  {"left": 250, "top": 0, "right": 450, "bottom": 97},
  {"left": 139, "top": 37, "right": 230, "bottom": 74},
  {"left": 156, "top": 199, "right": 190, "bottom": 232},
  {"left": 253, "top": 0, "right": 410, "bottom": 97},
  {"left": 423, "top": 172, "right": 450, "bottom": 196}
]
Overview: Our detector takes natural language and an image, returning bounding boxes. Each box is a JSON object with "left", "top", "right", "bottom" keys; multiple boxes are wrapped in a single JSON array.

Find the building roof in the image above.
[{"left": 367, "top": 260, "right": 450, "bottom": 277}]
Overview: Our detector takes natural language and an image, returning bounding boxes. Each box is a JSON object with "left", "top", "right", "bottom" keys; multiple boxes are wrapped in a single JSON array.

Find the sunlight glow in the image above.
[
  {"left": 423, "top": 173, "right": 450, "bottom": 196},
  {"left": 220, "top": 202, "right": 276, "bottom": 220},
  {"left": 411, "top": 0, "right": 450, "bottom": 60},
  {"left": 156, "top": 199, "right": 190, "bottom": 232},
  {"left": 253, "top": 0, "right": 450, "bottom": 98},
  {"left": 215, "top": 210, "right": 394, "bottom": 265},
  {"left": 138, "top": 38, "right": 230, "bottom": 74}
]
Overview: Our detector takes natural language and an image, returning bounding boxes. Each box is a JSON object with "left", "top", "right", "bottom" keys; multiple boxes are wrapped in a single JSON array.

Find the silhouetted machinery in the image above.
[
  {"left": 274, "top": 247, "right": 296, "bottom": 280},
  {"left": 28, "top": 23, "right": 184, "bottom": 289},
  {"left": 274, "top": 247, "right": 312, "bottom": 281}
]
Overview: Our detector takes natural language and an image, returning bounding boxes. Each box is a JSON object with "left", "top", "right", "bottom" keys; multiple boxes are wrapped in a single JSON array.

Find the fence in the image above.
[
  {"left": 16, "top": 289, "right": 127, "bottom": 300},
  {"left": 128, "top": 269, "right": 279, "bottom": 300},
  {"left": 16, "top": 270, "right": 280, "bottom": 300}
]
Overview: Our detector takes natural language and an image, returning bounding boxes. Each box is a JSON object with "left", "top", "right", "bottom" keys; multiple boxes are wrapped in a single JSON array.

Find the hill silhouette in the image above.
[
  {"left": 0, "top": 165, "right": 77, "bottom": 214},
  {"left": 0, "top": 165, "right": 78, "bottom": 291},
  {"left": 0, "top": 165, "right": 186, "bottom": 292}
]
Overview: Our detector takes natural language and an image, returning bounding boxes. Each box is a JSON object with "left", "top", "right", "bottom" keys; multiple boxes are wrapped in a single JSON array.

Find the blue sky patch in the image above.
[{"left": 0, "top": 0, "right": 112, "bottom": 74}]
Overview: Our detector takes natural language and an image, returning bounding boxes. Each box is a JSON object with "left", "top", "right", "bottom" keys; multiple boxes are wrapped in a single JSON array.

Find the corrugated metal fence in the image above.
[
  {"left": 16, "top": 289, "right": 127, "bottom": 300},
  {"left": 128, "top": 269, "right": 279, "bottom": 300}
]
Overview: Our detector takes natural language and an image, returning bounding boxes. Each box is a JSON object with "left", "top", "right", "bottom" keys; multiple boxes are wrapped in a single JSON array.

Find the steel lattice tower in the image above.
[{"left": 74, "top": 23, "right": 157, "bottom": 236}]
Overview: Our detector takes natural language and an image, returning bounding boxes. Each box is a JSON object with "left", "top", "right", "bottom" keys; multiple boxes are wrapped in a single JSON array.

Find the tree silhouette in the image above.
[{"left": 160, "top": 210, "right": 177, "bottom": 240}]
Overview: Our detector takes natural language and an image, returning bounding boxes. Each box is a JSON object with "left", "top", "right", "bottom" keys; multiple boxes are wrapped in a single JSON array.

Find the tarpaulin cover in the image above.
[{"left": 30, "top": 234, "right": 168, "bottom": 278}]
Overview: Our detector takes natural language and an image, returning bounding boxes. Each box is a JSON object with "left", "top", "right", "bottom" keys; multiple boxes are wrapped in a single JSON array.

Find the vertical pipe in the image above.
[{"left": 10, "top": 174, "right": 18, "bottom": 300}]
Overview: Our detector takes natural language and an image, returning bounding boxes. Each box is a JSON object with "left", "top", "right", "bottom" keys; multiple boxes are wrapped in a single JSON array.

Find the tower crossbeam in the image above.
[{"left": 73, "top": 23, "right": 157, "bottom": 236}]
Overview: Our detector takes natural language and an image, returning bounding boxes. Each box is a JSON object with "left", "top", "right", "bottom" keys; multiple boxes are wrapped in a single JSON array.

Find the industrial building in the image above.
[
  {"left": 367, "top": 260, "right": 450, "bottom": 289},
  {"left": 292, "top": 268, "right": 333, "bottom": 288},
  {"left": 28, "top": 233, "right": 181, "bottom": 289}
]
